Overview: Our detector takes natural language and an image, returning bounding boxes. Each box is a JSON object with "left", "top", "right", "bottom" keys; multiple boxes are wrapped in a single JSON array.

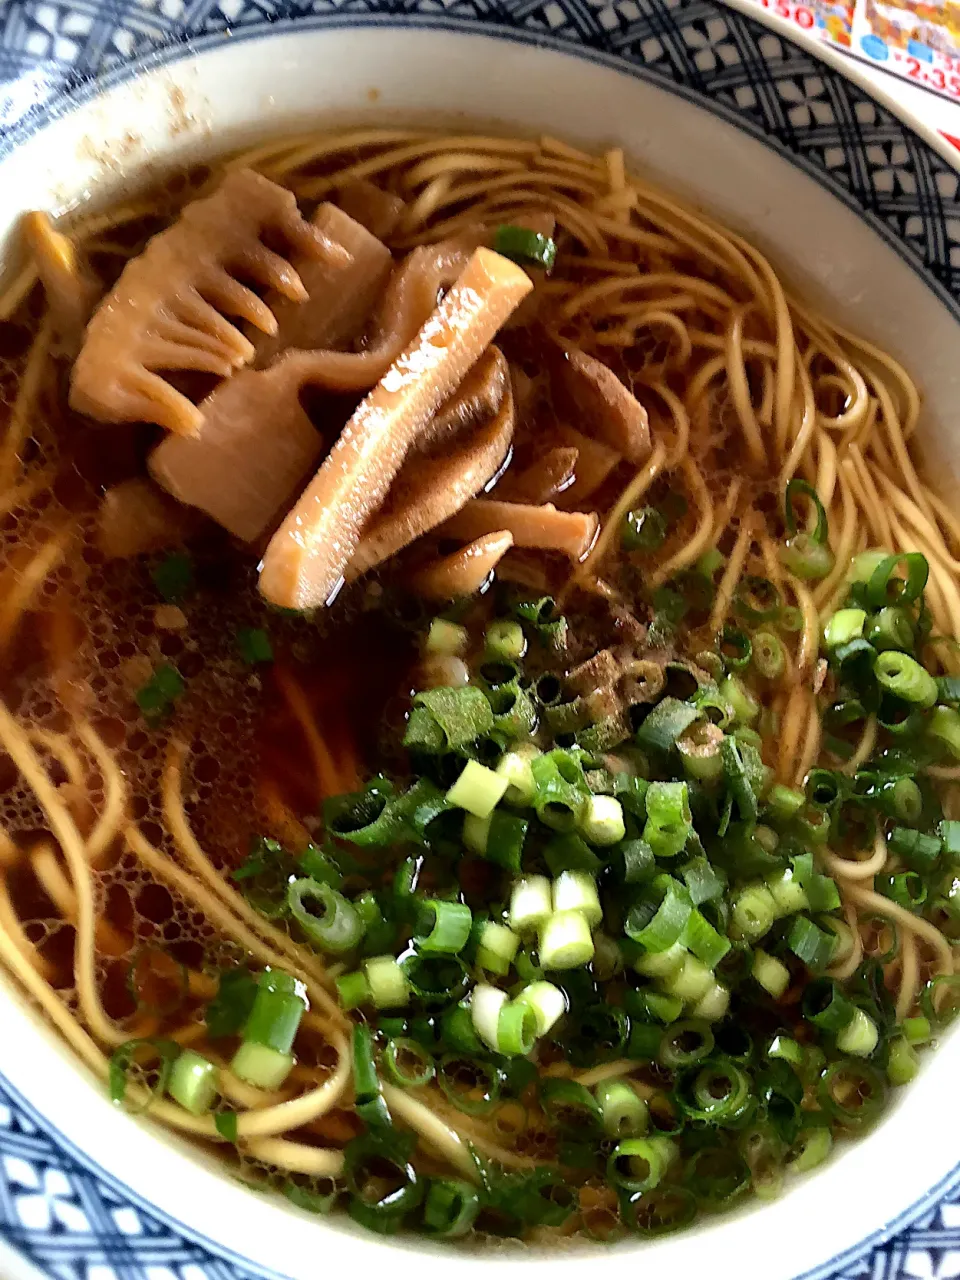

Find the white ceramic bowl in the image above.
[{"left": 1, "top": 6, "right": 959, "bottom": 1279}]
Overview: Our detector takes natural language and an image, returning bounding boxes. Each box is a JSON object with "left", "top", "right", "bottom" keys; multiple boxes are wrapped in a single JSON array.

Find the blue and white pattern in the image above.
[{"left": 2, "top": 0, "right": 960, "bottom": 1276}]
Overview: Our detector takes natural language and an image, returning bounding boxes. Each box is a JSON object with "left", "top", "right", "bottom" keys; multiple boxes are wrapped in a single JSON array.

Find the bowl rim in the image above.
[{"left": 1, "top": 3, "right": 960, "bottom": 1278}]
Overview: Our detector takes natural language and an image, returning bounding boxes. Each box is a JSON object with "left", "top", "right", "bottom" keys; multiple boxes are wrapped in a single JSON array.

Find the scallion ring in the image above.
[
  {"left": 437, "top": 1054, "right": 503, "bottom": 1114},
  {"left": 383, "top": 1038, "right": 435, "bottom": 1089},
  {"left": 287, "top": 878, "right": 363, "bottom": 954},
  {"left": 817, "top": 1059, "right": 885, "bottom": 1128}
]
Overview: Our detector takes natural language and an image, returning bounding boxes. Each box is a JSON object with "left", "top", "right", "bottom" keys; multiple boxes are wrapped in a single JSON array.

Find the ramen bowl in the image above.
[{"left": 1, "top": 3, "right": 960, "bottom": 1279}]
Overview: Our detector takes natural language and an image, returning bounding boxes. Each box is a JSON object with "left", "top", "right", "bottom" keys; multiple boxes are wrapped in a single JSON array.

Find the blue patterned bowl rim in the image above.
[{"left": 1, "top": 2, "right": 960, "bottom": 1277}]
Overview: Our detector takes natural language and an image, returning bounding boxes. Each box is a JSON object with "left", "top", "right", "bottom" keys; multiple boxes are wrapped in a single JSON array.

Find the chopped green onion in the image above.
[
  {"left": 151, "top": 552, "right": 193, "bottom": 602},
  {"left": 730, "top": 884, "right": 776, "bottom": 942},
  {"left": 496, "top": 746, "right": 539, "bottom": 806},
  {"left": 877, "top": 871, "right": 927, "bottom": 909},
  {"left": 481, "top": 658, "right": 522, "bottom": 689},
  {"left": 680, "top": 856, "right": 724, "bottom": 905},
  {"left": 287, "top": 879, "right": 362, "bottom": 954},
  {"left": 552, "top": 870, "right": 602, "bottom": 927},
  {"left": 620, "top": 1183, "right": 695, "bottom": 1236},
  {"left": 509, "top": 876, "right": 553, "bottom": 935},
  {"left": 684, "top": 1146, "right": 752, "bottom": 1207},
  {"left": 109, "top": 1038, "right": 180, "bottom": 1112},
  {"left": 383, "top": 1037, "right": 435, "bottom": 1089},
  {"left": 595, "top": 1080, "right": 648, "bottom": 1138},
  {"left": 938, "top": 675, "right": 960, "bottom": 704},
  {"left": 236, "top": 627, "right": 273, "bottom": 665},
  {"left": 722, "top": 734, "right": 765, "bottom": 825},
  {"left": 470, "top": 983, "right": 507, "bottom": 1052},
  {"left": 413, "top": 900, "right": 472, "bottom": 955},
  {"left": 867, "top": 606, "right": 915, "bottom": 652},
  {"left": 784, "top": 478, "right": 829, "bottom": 544},
  {"left": 766, "top": 866, "right": 808, "bottom": 916},
  {"left": 874, "top": 650, "right": 938, "bottom": 707},
  {"left": 836, "top": 1007, "right": 879, "bottom": 1057},
  {"left": 440, "top": 1002, "right": 484, "bottom": 1055},
  {"left": 344, "top": 1129, "right": 420, "bottom": 1224},
  {"left": 484, "top": 619, "right": 526, "bottom": 661},
  {"left": 675, "top": 1058, "right": 752, "bottom": 1125},
  {"left": 446, "top": 759, "right": 508, "bottom": 817},
  {"left": 607, "top": 1137, "right": 672, "bottom": 1192},
  {"left": 627, "top": 877, "right": 693, "bottom": 954},
  {"left": 720, "top": 674, "right": 760, "bottom": 725},
  {"left": 719, "top": 625, "right": 752, "bottom": 670},
  {"left": 539, "top": 1077, "right": 603, "bottom": 1134},
  {"left": 643, "top": 780, "right": 692, "bottom": 858},
  {"left": 734, "top": 575, "right": 782, "bottom": 623},
  {"left": 939, "top": 819, "right": 960, "bottom": 859},
  {"left": 922, "top": 973, "right": 960, "bottom": 1023},
  {"left": 409, "top": 686, "right": 494, "bottom": 752},
  {"left": 662, "top": 953, "right": 714, "bottom": 1003},
  {"left": 592, "top": 931, "right": 623, "bottom": 981},
  {"left": 787, "top": 916, "right": 836, "bottom": 971},
  {"left": 242, "top": 970, "right": 306, "bottom": 1055},
  {"left": 698, "top": 548, "right": 724, "bottom": 578},
  {"left": 780, "top": 606, "right": 804, "bottom": 631},
  {"left": 818, "top": 1059, "right": 885, "bottom": 1127},
  {"left": 534, "top": 672, "right": 564, "bottom": 707},
  {"left": 426, "top": 618, "right": 468, "bottom": 656},
  {"left": 364, "top": 955, "right": 411, "bottom": 1009},
  {"left": 135, "top": 662, "right": 185, "bottom": 724},
  {"left": 928, "top": 705, "right": 960, "bottom": 759},
  {"left": 539, "top": 909, "right": 595, "bottom": 969},
  {"left": 205, "top": 968, "right": 258, "bottom": 1039},
  {"left": 787, "top": 1126, "right": 833, "bottom": 1174},
  {"left": 491, "top": 685, "right": 537, "bottom": 740},
  {"left": 422, "top": 1179, "right": 481, "bottom": 1238},
  {"left": 630, "top": 990, "right": 683, "bottom": 1024},
  {"left": 782, "top": 533, "right": 835, "bottom": 579},
  {"left": 850, "top": 550, "right": 889, "bottom": 584},
  {"left": 297, "top": 844, "right": 343, "bottom": 888},
  {"left": 475, "top": 921, "right": 520, "bottom": 976},
  {"left": 622, "top": 506, "right": 668, "bottom": 552},
  {"left": 766, "top": 783, "right": 805, "bottom": 822},
  {"left": 903, "top": 1015, "right": 932, "bottom": 1044},
  {"left": 680, "top": 908, "right": 730, "bottom": 968},
  {"left": 866, "top": 552, "right": 929, "bottom": 609},
  {"left": 886, "top": 1036, "right": 920, "bottom": 1086},
  {"left": 497, "top": 999, "right": 538, "bottom": 1057},
  {"left": 691, "top": 980, "right": 730, "bottom": 1021},
  {"left": 752, "top": 948, "right": 790, "bottom": 999},
  {"left": 215, "top": 1110, "right": 238, "bottom": 1143},
  {"left": 578, "top": 793, "right": 625, "bottom": 846},
  {"left": 544, "top": 831, "right": 602, "bottom": 876},
  {"left": 636, "top": 698, "right": 699, "bottom": 754},
  {"left": 230, "top": 1041, "right": 294, "bottom": 1090},
  {"left": 336, "top": 970, "right": 370, "bottom": 1010},
  {"left": 831, "top": 638, "right": 876, "bottom": 692},
  {"left": 767, "top": 1034, "right": 802, "bottom": 1066},
  {"left": 886, "top": 777, "right": 924, "bottom": 824},
  {"left": 657, "top": 1019, "right": 714, "bottom": 1068},
  {"left": 324, "top": 780, "right": 403, "bottom": 847},
  {"left": 888, "top": 826, "right": 941, "bottom": 872},
  {"left": 676, "top": 720, "right": 724, "bottom": 782},
  {"left": 514, "top": 980, "right": 567, "bottom": 1035},
  {"left": 790, "top": 854, "right": 840, "bottom": 912},
  {"left": 530, "top": 750, "right": 588, "bottom": 831},
  {"left": 167, "top": 1049, "right": 220, "bottom": 1116},
  {"left": 823, "top": 608, "right": 866, "bottom": 650},
  {"left": 494, "top": 224, "right": 557, "bottom": 270},
  {"left": 752, "top": 630, "right": 785, "bottom": 679}
]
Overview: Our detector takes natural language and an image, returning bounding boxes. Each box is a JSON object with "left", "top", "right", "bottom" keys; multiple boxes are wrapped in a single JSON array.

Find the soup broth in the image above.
[{"left": 0, "top": 126, "right": 956, "bottom": 1245}]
